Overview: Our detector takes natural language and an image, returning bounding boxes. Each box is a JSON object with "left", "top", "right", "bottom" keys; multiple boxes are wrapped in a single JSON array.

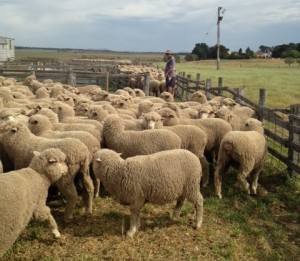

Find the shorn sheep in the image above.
[
  {"left": 0, "top": 121, "right": 94, "bottom": 221},
  {"left": 102, "top": 114, "right": 181, "bottom": 158},
  {"left": 92, "top": 148, "right": 204, "bottom": 237},
  {"left": 214, "top": 118, "right": 267, "bottom": 199},
  {"left": 0, "top": 148, "right": 68, "bottom": 257}
]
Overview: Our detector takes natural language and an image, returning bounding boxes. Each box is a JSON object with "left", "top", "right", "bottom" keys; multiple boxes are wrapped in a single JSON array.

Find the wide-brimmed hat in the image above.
[{"left": 165, "top": 49, "right": 173, "bottom": 54}]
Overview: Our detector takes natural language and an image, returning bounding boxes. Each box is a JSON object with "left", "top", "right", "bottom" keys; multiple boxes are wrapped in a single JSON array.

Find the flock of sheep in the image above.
[{"left": 0, "top": 73, "right": 267, "bottom": 257}]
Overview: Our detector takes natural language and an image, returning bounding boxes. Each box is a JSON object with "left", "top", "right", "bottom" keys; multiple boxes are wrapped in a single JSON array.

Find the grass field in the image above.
[{"left": 2, "top": 49, "right": 299, "bottom": 260}]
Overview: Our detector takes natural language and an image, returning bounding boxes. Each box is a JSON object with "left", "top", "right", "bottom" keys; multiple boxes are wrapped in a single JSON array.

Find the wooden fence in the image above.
[{"left": 175, "top": 73, "right": 300, "bottom": 176}]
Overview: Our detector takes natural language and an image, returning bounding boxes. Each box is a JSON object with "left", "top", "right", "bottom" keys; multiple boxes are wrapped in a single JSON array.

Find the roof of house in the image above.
[{"left": 0, "top": 36, "right": 14, "bottom": 45}]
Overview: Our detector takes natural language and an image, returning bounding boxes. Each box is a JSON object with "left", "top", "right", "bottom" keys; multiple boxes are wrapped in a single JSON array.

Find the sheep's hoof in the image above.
[
  {"left": 216, "top": 194, "right": 222, "bottom": 199},
  {"left": 52, "top": 229, "right": 61, "bottom": 238},
  {"left": 126, "top": 230, "right": 135, "bottom": 238}
]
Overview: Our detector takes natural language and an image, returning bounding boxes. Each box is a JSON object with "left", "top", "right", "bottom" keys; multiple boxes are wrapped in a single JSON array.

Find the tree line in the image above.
[{"left": 185, "top": 42, "right": 300, "bottom": 62}]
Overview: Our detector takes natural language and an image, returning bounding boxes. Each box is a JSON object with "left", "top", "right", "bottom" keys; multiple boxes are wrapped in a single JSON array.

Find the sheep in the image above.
[
  {"left": 48, "top": 101, "right": 103, "bottom": 129},
  {"left": 160, "top": 91, "right": 174, "bottom": 102},
  {"left": 221, "top": 97, "right": 257, "bottom": 120},
  {"left": 0, "top": 121, "right": 94, "bottom": 221},
  {"left": 102, "top": 114, "right": 181, "bottom": 158},
  {"left": 133, "top": 88, "right": 145, "bottom": 97},
  {"left": 214, "top": 107, "right": 243, "bottom": 130},
  {"left": 0, "top": 148, "right": 68, "bottom": 257},
  {"left": 189, "top": 91, "right": 208, "bottom": 104},
  {"left": 92, "top": 148, "right": 204, "bottom": 237},
  {"left": 149, "top": 79, "right": 162, "bottom": 97},
  {"left": 23, "top": 75, "right": 43, "bottom": 94},
  {"left": 157, "top": 107, "right": 232, "bottom": 186},
  {"left": 214, "top": 119, "right": 267, "bottom": 199},
  {"left": 142, "top": 111, "right": 209, "bottom": 182}
]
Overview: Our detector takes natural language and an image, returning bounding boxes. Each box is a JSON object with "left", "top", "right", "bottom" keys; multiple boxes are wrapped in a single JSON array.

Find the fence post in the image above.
[
  {"left": 105, "top": 72, "right": 109, "bottom": 92},
  {"left": 144, "top": 72, "right": 150, "bottom": 96},
  {"left": 205, "top": 78, "right": 212, "bottom": 99},
  {"left": 258, "top": 88, "right": 266, "bottom": 121},
  {"left": 196, "top": 73, "right": 201, "bottom": 91},
  {"left": 287, "top": 105, "right": 300, "bottom": 175},
  {"left": 218, "top": 77, "right": 223, "bottom": 95},
  {"left": 233, "top": 87, "right": 244, "bottom": 103},
  {"left": 68, "top": 71, "right": 76, "bottom": 86}
]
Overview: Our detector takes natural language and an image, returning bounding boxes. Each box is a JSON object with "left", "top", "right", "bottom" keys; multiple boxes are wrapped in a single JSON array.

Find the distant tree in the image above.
[
  {"left": 238, "top": 48, "right": 243, "bottom": 55},
  {"left": 208, "top": 45, "right": 230, "bottom": 59},
  {"left": 284, "top": 57, "right": 295, "bottom": 67},
  {"left": 245, "top": 47, "right": 254, "bottom": 57},
  {"left": 297, "top": 58, "right": 300, "bottom": 68},
  {"left": 259, "top": 45, "right": 273, "bottom": 53},
  {"left": 191, "top": 43, "right": 209, "bottom": 60},
  {"left": 184, "top": 53, "right": 198, "bottom": 61},
  {"left": 288, "top": 50, "right": 300, "bottom": 58}
]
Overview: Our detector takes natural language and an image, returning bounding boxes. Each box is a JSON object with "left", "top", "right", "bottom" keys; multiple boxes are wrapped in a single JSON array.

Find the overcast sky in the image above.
[{"left": 1, "top": 0, "right": 299, "bottom": 53}]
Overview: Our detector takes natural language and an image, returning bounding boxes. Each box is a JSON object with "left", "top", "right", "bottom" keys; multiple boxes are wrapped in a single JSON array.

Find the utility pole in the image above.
[{"left": 217, "top": 6, "right": 223, "bottom": 70}]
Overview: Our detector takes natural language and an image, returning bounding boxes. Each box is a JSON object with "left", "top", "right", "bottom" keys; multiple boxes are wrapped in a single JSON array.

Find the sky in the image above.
[{"left": 1, "top": 0, "right": 300, "bottom": 53}]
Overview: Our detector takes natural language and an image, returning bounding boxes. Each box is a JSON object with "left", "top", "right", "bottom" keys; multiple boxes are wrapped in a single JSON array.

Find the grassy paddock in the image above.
[{"left": 156, "top": 59, "right": 300, "bottom": 109}]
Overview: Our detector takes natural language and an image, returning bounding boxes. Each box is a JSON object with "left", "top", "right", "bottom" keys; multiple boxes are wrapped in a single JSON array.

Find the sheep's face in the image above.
[{"left": 31, "top": 149, "right": 68, "bottom": 184}]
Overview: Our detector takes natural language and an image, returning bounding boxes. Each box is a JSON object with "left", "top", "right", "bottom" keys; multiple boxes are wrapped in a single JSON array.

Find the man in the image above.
[{"left": 164, "top": 50, "right": 176, "bottom": 96}]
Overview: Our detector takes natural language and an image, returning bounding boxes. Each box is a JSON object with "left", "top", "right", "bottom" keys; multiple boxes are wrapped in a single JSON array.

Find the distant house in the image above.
[
  {"left": 0, "top": 36, "right": 15, "bottom": 62},
  {"left": 255, "top": 51, "right": 272, "bottom": 59}
]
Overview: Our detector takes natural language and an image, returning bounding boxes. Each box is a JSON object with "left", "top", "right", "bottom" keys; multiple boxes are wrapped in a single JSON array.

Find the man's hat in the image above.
[{"left": 165, "top": 49, "right": 173, "bottom": 54}]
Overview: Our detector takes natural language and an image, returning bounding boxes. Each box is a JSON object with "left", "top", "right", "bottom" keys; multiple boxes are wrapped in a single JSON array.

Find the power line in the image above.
[{"left": 202, "top": 10, "right": 218, "bottom": 43}]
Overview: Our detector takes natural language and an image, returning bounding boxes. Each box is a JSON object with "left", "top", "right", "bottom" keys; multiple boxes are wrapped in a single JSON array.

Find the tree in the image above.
[
  {"left": 208, "top": 45, "right": 229, "bottom": 59},
  {"left": 245, "top": 47, "right": 254, "bottom": 58},
  {"left": 238, "top": 48, "right": 243, "bottom": 55},
  {"left": 191, "top": 43, "right": 209, "bottom": 60},
  {"left": 288, "top": 50, "right": 300, "bottom": 58},
  {"left": 259, "top": 45, "right": 273, "bottom": 53},
  {"left": 284, "top": 57, "right": 295, "bottom": 67},
  {"left": 296, "top": 58, "right": 300, "bottom": 68}
]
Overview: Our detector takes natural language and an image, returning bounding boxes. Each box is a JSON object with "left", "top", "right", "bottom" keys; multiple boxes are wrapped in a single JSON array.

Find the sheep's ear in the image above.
[
  {"left": 11, "top": 127, "right": 18, "bottom": 132},
  {"left": 33, "top": 151, "right": 41, "bottom": 157},
  {"left": 48, "top": 158, "right": 58, "bottom": 163},
  {"left": 95, "top": 157, "right": 101, "bottom": 162}
]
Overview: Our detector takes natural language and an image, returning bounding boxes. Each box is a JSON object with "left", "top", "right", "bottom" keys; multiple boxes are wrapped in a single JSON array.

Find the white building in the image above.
[{"left": 0, "top": 36, "right": 15, "bottom": 62}]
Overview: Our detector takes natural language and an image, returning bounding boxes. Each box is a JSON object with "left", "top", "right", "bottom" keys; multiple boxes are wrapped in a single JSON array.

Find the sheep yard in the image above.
[{"left": 1, "top": 49, "right": 300, "bottom": 261}]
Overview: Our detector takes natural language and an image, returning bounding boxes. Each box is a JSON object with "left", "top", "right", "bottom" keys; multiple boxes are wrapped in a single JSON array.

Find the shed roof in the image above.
[{"left": 0, "top": 36, "right": 14, "bottom": 45}]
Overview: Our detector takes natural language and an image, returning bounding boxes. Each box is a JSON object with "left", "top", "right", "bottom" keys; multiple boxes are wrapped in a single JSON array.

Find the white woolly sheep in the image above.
[
  {"left": 214, "top": 119, "right": 267, "bottom": 199},
  {"left": 102, "top": 114, "right": 181, "bottom": 158},
  {"left": 189, "top": 91, "right": 208, "bottom": 104},
  {"left": 92, "top": 148, "right": 204, "bottom": 237},
  {"left": 157, "top": 107, "right": 233, "bottom": 186},
  {"left": 0, "top": 148, "right": 68, "bottom": 257},
  {"left": 0, "top": 121, "right": 94, "bottom": 221}
]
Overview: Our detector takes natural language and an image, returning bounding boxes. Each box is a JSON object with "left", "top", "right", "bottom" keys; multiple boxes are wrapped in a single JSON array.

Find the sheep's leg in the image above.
[
  {"left": 214, "top": 162, "right": 228, "bottom": 199},
  {"left": 90, "top": 165, "right": 100, "bottom": 198},
  {"left": 200, "top": 156, "right": 210, "bottom": 187},
  {"left": 81, "top": 165, "right": 94, "bottom": 215},
  {"left": 172, "top": 196, "right": 185, "bottom": 219},
  {"left": 250, "top": 164, "right": 263, "bottom": 195},
  {"left": 56, "top": 178, "right": 78, "bottom": 222},
  {"left": 127, "top": 200, "right": 144, "bottom": 238},
  {"left": 237, "top": 162, "right": 255, "bottom": 194},
  {"left": 33, "top": 205, "right": 61, "bottom": 238},
  {"left": 194, "top": 191, "right": 204, "bottom": 229}
]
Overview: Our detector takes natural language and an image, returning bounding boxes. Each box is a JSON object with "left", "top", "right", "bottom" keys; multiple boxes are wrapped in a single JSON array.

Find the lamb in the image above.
[
  {"left": 102, "top": 114, "right": 181, "bottom": 158},
  {"left": 214, "top": 119, "right": 267, "bottom": 199},
  {"left": 0, "top": 148, "right": 68, "bottom": 257},
  {"left": 189, "top": 91, "right": 208, "bottom": 104},
  {"left": 221, "top": 98, "right": 257, "bottom": 120},
  {"left": 133, "top": 88, "right": 145, "bottom": 97},
  {"left": 149, "top": 79, "right": 162, "bottom": 97},
  {"left": 160, "top": 91, "right": 174, "bottom": 102},
  {"left": 92, "top": 148, "right": 204, "bottom": 237},
  {"left": 0, "top": 121, "right": 94, "bottom": 221}
]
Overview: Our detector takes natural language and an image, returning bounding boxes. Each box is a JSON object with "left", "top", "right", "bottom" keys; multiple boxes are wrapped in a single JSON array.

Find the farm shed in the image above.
[{"left": 0, "top": 36, "right": 15, "bottom": 62}]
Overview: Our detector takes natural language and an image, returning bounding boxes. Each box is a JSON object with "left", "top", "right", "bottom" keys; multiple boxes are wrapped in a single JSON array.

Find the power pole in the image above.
[{"left": 217, "top": 6, "right": 223, "bottom": 70}]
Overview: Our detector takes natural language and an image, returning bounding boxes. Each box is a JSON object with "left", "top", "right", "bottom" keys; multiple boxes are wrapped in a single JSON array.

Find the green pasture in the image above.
[{"left": 156, "top": 59, "right": 300, "bottom": 109}]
